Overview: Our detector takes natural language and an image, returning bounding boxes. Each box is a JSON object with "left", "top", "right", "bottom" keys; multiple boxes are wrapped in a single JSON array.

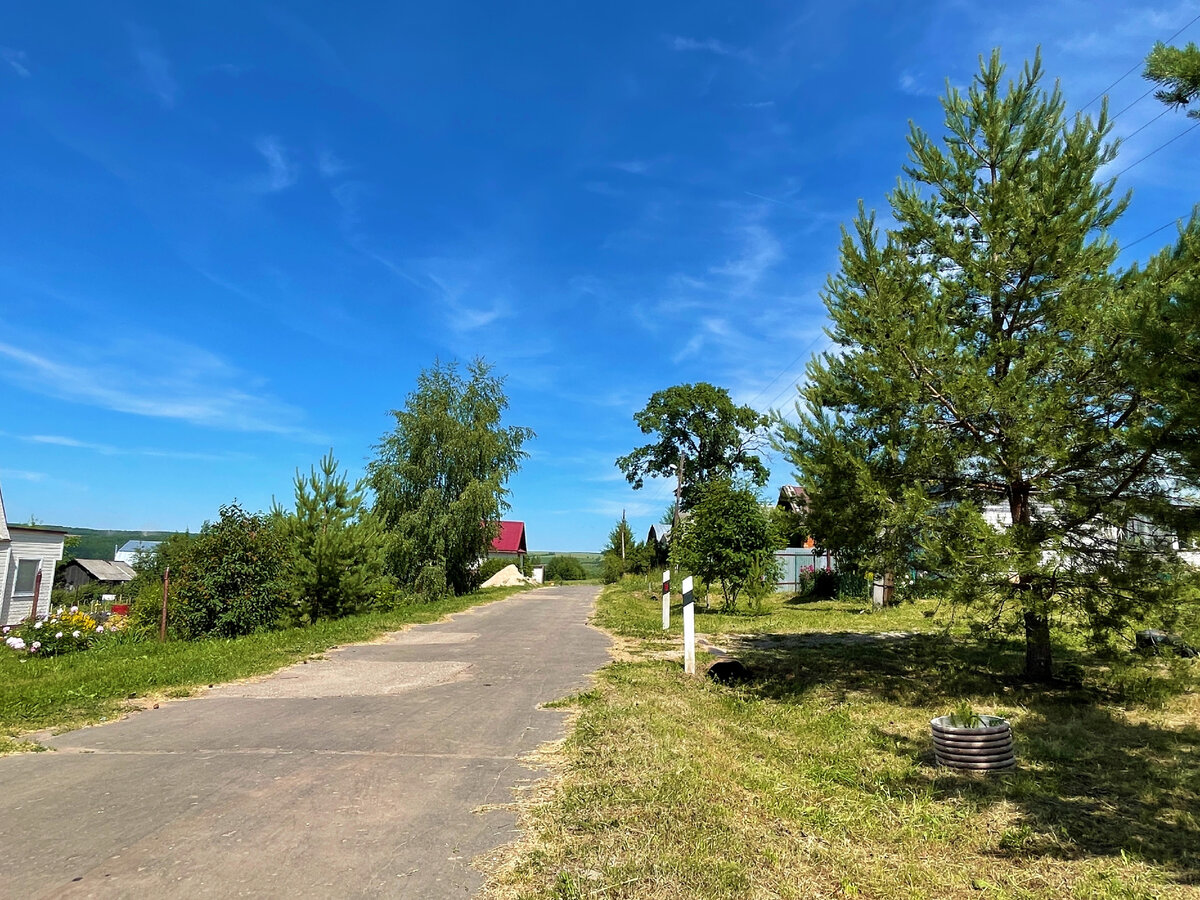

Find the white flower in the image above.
[
  {"left": 6, "top": 637, "right": 26, "bottom": 651},
  {"left": 1, "top": 626, "right": 8, "bottom": 634},
  {"left": 31, "top": 641, "right": 41, "bottom": 651},
  {"left": 70, "top": 606, "right": 79, "bottom": 614},
  {"left": 55, "top": 632, "right": 63, "bottom": 639},
  {"left": 96, "top": 625, "right": 104, "bottom": 633},
  {"left": 34, "top": 621, "right": 43, "bottom": 629},
  {"left": 72, "top": 630, "right": 81, "bottom": 638}
]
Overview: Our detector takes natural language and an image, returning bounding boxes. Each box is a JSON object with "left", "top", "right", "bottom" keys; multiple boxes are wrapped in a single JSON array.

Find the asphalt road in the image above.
[{"left": 0, "top": 585, "right": 610, "bottom": 898}]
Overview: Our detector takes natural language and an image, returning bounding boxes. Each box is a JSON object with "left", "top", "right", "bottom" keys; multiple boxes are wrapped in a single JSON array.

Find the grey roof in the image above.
[
  {"left": 646, "top": 523, "right": 672, "bottom": 546},
  {"left": 118, "top": 540, "right": 161, "bottom": 554},
  {"left": 68, "top": 559, "right": 137, "bottom": 582}
]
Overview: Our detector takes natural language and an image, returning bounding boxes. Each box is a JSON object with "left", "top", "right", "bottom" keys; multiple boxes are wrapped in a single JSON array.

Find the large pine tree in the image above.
[{"left": 778, "top": 51, "right": 1200, "bottom": 681}]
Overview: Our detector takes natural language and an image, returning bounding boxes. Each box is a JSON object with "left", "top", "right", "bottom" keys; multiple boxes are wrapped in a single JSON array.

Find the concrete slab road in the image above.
[{"left": 0, "top": 584, "right": 610, "bottom": 898}]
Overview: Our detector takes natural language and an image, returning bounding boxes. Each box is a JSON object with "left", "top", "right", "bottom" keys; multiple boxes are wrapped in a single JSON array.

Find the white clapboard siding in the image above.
[{"left": 1, "top": 528, "right": 66, "bottom": 626}]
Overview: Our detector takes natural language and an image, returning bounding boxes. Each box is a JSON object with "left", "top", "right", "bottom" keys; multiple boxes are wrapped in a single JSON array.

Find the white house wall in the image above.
[{"left": 1, "top": 529, "right": 65, "bottom": 627}]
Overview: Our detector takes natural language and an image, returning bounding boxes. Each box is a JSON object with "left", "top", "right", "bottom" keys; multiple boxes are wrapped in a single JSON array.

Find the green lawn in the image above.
[
  {"left": 485, "top": 579, "right": 1200, "bottom": 900},
  {"left": 0, "top": 585, "right": 529, "bottom": 753}
]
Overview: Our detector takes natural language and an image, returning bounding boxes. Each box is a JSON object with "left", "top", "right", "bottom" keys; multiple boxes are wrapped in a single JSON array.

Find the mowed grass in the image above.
[
  {"left": 486, "top": 580, "right": 1200, "bottom": 900},
  {"left": 0, "top": 585, "right": 529, "bottom": 752}
]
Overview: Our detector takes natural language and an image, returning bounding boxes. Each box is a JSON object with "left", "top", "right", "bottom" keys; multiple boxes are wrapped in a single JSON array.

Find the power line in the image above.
[
  {"left": 1121, "top": 106, "right": 1171, "bottom": 143},
  {"left": 1123, "top": 213, "right": 1194, "bottom": 251},
  {"left": 1112, "top": 119, "right": 1200, "bottom": 179},
  {"left": 1083, "top": 10, "right": 1200, "bottom": 110},
  {"left": 1111, "top": 86, "right": 1157, "bottom": 120}
]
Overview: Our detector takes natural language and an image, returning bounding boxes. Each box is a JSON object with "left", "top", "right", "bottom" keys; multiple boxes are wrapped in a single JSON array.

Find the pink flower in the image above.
[
  {"left": 96, "top": 625, "right": 104, "bottom": 633},
  {"left": 6, "top": 636, "right": 26, "bottom": 651},
  {"left": 31, "top": 641, "right": 41, "bottom": 651}
]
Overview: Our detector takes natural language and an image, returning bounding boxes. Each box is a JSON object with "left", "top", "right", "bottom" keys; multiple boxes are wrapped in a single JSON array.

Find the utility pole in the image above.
[
  {"left": 620, "top": 508, "right": 626, "bottom": 560},
  {"left": 673, "top": 451, "right": 685, "bottom": 531}
]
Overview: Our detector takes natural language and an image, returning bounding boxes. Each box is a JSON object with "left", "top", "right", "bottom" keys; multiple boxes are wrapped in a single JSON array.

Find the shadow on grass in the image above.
[{"left": 735, "top": 633, "right": 1200, "bottom": 883}]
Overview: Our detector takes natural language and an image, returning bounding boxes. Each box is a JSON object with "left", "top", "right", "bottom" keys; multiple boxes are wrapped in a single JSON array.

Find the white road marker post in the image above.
[
  {"left": 682, "top": 575, "right": 696, "bottom": 675},
  {"left": 662, "top": 569, "right": 671, "bottom": 630}
]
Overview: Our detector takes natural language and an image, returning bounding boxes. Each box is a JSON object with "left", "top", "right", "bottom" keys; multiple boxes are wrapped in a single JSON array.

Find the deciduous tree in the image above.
[
  {"left": 676, "top": 479, "right": 781, "bottom": 611},
  {"left": 368, "top": 358, "right": 533, "bottom": 595},
  {"left": 617, "top": 383, "right": 769, "bottom": 511}
]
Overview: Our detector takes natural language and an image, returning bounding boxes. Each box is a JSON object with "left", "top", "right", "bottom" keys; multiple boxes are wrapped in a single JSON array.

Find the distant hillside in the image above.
[
  {"left": 48, "top": 526, "right": 183, "bottom": 562},
  {"left": 528, "top": 551, "right": 604, "bottom": 577}
]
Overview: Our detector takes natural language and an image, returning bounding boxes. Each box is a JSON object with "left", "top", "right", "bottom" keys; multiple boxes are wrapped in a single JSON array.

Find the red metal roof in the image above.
[{"left": 491, "top": 521, "right": 527, "bottom": 554}]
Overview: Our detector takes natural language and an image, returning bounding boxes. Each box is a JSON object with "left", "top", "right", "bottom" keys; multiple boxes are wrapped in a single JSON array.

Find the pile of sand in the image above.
[{"left": 480, "top": 564, "right": 533, "bottom": 589}]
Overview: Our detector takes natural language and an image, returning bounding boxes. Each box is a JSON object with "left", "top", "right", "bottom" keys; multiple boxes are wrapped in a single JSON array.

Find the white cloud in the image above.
[
  {"left": 709, "top": 221, "right": 783, "bottom": 297},
  {"left": 22, "top": 434, "right": 240, "bottom": 462},
  {"left": 316, "top": 148, "right": 350, "bottom": 179},
  {"left": 612, "top": 159, "right": 652, "bottom": 175},
  {"left": 898, "top": 70, "right": 940, "bottom": 98},
  {"left": 1, "top": 47, "right": 31, "bottom": 78},
  {"left": 0, "top": 337, "right": 315, "bottom": 439},
  {"left": 253, "top": 136, "right": 300, "bottom": 192},
  {"left": 0, "top": 469, "right": 45, "bottom": 482},
  {"left": 130, "top": 27, "right": 178, "bottom": 108},
  {"left": 669, "top": 35, "right": 734, "bottom": 56}
]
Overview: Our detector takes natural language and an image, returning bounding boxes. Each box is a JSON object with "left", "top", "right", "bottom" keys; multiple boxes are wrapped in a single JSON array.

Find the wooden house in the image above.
[{"left": 0, "top": 480, "right": 67, "bottom": 626}]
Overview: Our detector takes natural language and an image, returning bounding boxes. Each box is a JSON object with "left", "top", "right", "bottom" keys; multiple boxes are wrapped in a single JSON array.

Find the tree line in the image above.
[{"left": 126, "top": 358, "right": 532, "bottom": 639}]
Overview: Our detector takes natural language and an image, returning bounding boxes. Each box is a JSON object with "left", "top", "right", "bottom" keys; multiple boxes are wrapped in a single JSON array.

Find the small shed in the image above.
[
  {"left": 0, "top": 480, "right": 67, "bottom": 626},
  {"left": 59, "top": 558, "right": 137, "bottom": 591},
  {"left": 490, "top": 521, "right": 527, "bottom": 564}
]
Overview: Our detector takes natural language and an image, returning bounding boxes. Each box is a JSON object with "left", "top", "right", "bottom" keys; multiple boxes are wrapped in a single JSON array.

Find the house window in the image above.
[{"left": 13, "top": 559, "right": 39, "bottom": 598}]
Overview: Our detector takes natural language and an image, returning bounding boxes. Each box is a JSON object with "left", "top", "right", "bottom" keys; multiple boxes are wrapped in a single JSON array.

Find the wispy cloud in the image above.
[
  {"left": 669, "top": 35, "right": 735, "bottom": 56},
  {"left": 130, "top": 26, "right": 178, "bottom": 108},
  {"left": 0, "top": 469, "right": 45, "bottom": 483},
  {"left": 0, "top": 337, "right": 316, "bottom": 439},
  {"left": 898, "top": 70, "right": 939, "bottom": 98},
  {"left": 21, "top": 434, "right": 243, "bottom": 462},
  {"left": 709, "top": 220, "right": 783, "bottom": 297},
  {"left": 1, "top": 47, "right": 31, "bottom": 78},
  {"left": 611, "top": 159, "right": 653, "bottom": 175},
  {"left": 252, "top": 136, "right": 301, "bottom": 192},
  {"left": 316, "top": 148, "right": 350, "bottom": 179}
]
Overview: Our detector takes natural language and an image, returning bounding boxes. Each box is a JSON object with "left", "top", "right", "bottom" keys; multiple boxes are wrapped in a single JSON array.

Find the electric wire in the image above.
[{"left": 1082, "top": 10, "right": 1200, "bottom": 110}]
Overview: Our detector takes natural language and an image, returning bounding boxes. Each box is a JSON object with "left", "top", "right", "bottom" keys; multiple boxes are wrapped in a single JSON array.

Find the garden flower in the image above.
[
  {"left": 70, "top": 606, "right": 79, "bottom": 613},
  {"left": 34, "top": 621, "right": 43, "bottom": 629},
  {"left": 72, "top": 630, "right": 81, "bottom": 638},
  {"left": 31, "top": 641, "right": 41, "bottom": 650},
  {"left": 96, "top": 625, "right": 104, "bottom": 633},
  {"left": 55, "top": 632, "right": 63, "bottom": 639},
  {"left": 6, "top": 637, "right": 26, "bottom": 650}
]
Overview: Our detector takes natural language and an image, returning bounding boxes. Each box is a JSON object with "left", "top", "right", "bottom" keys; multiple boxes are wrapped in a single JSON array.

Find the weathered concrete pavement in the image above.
[{"left": 0, "top": 585, "right": 610, "bottom": 898}]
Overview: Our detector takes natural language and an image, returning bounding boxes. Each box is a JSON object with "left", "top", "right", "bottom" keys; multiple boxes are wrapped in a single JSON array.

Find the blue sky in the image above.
[{"left": 2, "top": 1, "right": 1198, "bottom": 551}]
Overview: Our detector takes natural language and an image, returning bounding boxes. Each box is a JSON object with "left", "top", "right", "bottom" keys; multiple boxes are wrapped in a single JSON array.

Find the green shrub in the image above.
[
  {"left": 545, "top": 555, "right": 587, "bottom": 581},
  {"left": 414, "top": 564, "right": 449, "bottom": 601},
  {"left": 138, "top": 503, "right": 289, "bottom": 640},
  {"left": 602, "top": 553, "right": 627, "bottom": 584}
]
